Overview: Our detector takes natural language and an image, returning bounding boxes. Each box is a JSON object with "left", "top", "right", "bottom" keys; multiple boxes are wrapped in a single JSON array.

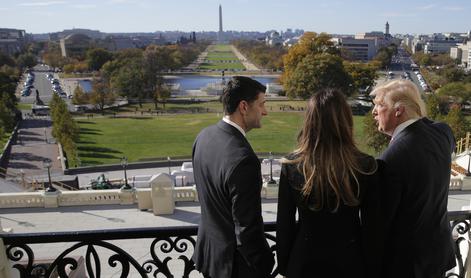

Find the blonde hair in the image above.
[
  {"left": 370, "top": 79, "right": 426, "bottom": 118},
  {"left": 285, "top": 89, "right": 376, "bottom": 211}
]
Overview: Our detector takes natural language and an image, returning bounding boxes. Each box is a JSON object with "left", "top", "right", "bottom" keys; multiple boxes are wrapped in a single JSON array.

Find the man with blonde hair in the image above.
[{"left": 371, "top": 80, "right": 456, "bottom": 278}]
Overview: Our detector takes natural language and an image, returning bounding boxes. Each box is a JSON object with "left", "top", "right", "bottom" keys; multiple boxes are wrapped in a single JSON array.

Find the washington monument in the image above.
[{"left": 218, "top": 4, "right": 223, "bottom": 42}]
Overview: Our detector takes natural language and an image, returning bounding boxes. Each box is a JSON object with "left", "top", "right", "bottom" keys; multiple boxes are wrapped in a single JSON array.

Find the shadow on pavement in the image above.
[
  {"left": 7, "top": 161, "right": 41, "bottom": 170},
  {"left": 147, "top": 208, "right": 201, "bottom": 225},
  {"left": 10, "top": 152, "right": 49, "bottom": 162},
  {"left": 17, "top": 135, "right": 43, "bottom": 142},
  {"left": 17, "top": 130, "right": 38, "bottom": 136}
]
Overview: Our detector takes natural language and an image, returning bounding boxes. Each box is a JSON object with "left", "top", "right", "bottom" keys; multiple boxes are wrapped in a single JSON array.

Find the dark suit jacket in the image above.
[
  {"left": 276, "top": 153, "right": 382, "bottom": 278},
  {"left": 192, "top": 120, "right": 274, "bottom": 278},
  {"left": 379, "top": 118, "right": 456, "bottom": 278}
]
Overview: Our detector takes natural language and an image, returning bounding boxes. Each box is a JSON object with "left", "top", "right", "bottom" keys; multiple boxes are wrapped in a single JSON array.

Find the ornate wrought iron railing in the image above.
[
  {"left": 2, "top": 212, "right": 471, "bottom": 278},
  {"left": 448, "top": 211, "right": 471, "bottom": 278},
  {"left": 2, "top": 223, "right": 277, "bottom": 278}
]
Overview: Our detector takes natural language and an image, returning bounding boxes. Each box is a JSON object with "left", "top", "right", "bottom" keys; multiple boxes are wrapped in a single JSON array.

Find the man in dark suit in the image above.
[
  {"left": 371, "top": 80, "right": 456, "bottom": 278},
  {"left": 192, "top": 76, "right": 275, "bottom": 278}
]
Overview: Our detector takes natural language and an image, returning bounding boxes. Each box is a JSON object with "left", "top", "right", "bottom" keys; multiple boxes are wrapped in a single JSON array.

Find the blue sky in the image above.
[{"left": 0, "top": 0, "right": 469, "bottom": 34}]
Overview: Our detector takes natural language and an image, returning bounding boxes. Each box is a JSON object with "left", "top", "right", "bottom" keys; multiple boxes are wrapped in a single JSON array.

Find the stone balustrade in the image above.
[
  {"left": 0, "top": 172, "right": 281, "bottom": 213},
  {"left": 0, "top": 174, "right": 201, "bottom": 214},
  {"left": 450, "top": 178, "right": 464, "bottom": 190},
  {"left": 0, "top": 188, "right": 199, "bottom": 208},
  {"left": 0, "top": 192, "right": 44, "bottom": 208}
]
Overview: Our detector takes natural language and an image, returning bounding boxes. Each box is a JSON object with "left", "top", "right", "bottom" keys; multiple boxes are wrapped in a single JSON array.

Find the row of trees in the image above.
[
  {"left": 232, "top": 40, "right": 287, "bottom": 70},
  {"left": 43, "top": 41, "right": 209, "bottom": 75},
  {"left": 372, "top": 45, "right": 397, "bottom": 69},
  {"left": 281, "top": 32, "right": 378, "bottom": 99},
  {"left": 412, "top": 52, "right": 456, "bottom": 68},
  {"left": 50, "top": 93, "right": 79, "bottom": 167},
  {"left": 0, "top": 51, "right": 24, "bottom": 139}
]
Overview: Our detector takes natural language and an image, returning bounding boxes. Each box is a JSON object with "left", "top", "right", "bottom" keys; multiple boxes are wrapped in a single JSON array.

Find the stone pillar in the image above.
[
  {"left": 43, "top": 191, "right": 60, "bottom": 208},
  {"left": 136, "top": 188, "right": 152, "bottom": 211},
  {"left": 462, "top": 176, "right": 471, "bottom": 191},
  {"left": 119, "top": 188, "right": 135, "bottom": 205},
  {"left": 192, "top": 185, "right": 199, "bottom": 202},
  {"left": 150, "top": 173, "right": 174, "bottom": 215},
  {"left": 262, "top": 181, "right": 279, "bottom": 199}
]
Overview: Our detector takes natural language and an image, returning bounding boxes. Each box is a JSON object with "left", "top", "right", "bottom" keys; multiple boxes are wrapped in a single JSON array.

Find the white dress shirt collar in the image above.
[
  {"left": 223, "top": 116, "right": 246, "bottom": 137},
  {"left": 392, "top": 118, "right": 419, "bottom": 140}
]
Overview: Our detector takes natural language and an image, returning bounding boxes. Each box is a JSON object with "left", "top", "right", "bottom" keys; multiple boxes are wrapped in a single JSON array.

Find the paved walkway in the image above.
[
  {"left": 185, "top": 46, "right": 209, "bottom": 70},
  {"left": 6, "top": 118, "right": 62, "bottom": 180},
  {"left": 230, "top": 45, "right": 260, "bottom": 71}
]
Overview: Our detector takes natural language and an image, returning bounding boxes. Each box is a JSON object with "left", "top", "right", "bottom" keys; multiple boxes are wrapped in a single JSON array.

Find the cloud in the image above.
[
  {"left": 443, "top": 6, "right": 464, "bottom": 11},
  {"left": 106, "top": 0, "right": 135, "bottom": 3},
  {"left": 71, "top": 4, "right": 97, "bottom": 9},
  {"left": 25, "top": 10, "right": 55, "bottom": 17},
  {"left": 417, "top": 4, "right": 438, "bottom": 10},
  {"left": 19, "top": 1, "right": 66, "bottom": 6}
]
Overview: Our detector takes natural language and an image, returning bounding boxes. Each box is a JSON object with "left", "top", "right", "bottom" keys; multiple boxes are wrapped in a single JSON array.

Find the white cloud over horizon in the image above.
[{"left": 18, "top": 1, "right": 67, "bottom": 7}]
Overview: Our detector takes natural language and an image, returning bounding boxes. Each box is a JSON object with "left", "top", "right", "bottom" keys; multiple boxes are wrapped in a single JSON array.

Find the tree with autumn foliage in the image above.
[{"left": 281, "top": 32, "right": 355, "bottom": 99}]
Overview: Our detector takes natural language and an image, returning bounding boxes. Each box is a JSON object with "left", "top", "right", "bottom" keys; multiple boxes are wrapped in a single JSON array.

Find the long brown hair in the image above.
[{"left": 286, "top": 88, "right": 376, "bottom": 211}]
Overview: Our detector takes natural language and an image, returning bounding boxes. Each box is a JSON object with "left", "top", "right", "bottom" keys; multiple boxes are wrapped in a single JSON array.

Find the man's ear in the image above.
[
  {"left": 395, "top": 106, "right": 405, "bottom": 117},
  {"left": 239, "top": 100, "right": 248, "bottom": 115}
]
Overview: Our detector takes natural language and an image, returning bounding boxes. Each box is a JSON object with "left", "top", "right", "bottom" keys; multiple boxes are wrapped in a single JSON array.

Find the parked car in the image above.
[{"left": 21, "top": 88, "right": 31, "bottom": 96}]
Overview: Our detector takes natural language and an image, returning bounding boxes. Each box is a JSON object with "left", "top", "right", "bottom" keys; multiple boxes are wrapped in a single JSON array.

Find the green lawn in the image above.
[
  {"left": 209, "top": 44, "right": 234, "bottom": 52},
  {"left": 76, "top": 112, "right": 372, "bottom": 166},
  {"left": 198, "top": 44, "right": 246, "bottom": 71},
  {"left": 17, "top": 103, "right": 32, "bottom": 110}
]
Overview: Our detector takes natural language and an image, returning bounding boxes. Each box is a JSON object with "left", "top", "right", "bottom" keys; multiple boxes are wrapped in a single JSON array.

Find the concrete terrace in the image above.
[{"left": 2, "top": 194, "right": 470, "bottom": 234}]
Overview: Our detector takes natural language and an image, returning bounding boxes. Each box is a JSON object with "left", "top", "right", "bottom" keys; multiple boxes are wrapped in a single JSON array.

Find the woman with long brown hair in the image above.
[{"left": 276, "top": 88, "right": 380, "bottom": 278}]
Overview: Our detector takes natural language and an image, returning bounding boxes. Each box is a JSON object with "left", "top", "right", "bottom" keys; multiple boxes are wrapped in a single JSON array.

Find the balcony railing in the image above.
[{"left": 1, "top": 212, "right": 471, "bottom": 278}]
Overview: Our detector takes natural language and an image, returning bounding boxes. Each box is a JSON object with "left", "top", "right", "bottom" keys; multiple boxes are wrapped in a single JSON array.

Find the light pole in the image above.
[
  {"left": 167, "top": 156, "right": 175, "bottom": 186},
  {"left": 121, "top": 156, "right": 131, "bottom": 190},
  {"left": 20, "top": 169, "right": 26, "bottom": 188},
  {"left": 268, "top": 152, "right": 276, "bottom": 184},
  {"left": 43, "top": 158, "right": 56, "bottom": 192},
  {"left": 467, "top": 151, "right": 471, "bottom": 177}
]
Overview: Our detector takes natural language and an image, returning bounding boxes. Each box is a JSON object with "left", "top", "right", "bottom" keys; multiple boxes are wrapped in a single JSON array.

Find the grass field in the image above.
[
  {"left": 198, "top": 44, "right": 246, "bottom": 71},
  {"left": 76, "top": 112, "right": 372, "bottom": 166},
  {"left": 17, "top": 103, "right": 32, "bottom": 110},
  {"left": 0, "top": 132, "right": 11, "bottom": 154}
]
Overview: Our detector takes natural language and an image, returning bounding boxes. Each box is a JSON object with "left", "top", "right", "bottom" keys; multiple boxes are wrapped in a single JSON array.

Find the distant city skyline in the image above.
[{"left": 0, "top": 0, "right": 470, "bottom": 35}]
